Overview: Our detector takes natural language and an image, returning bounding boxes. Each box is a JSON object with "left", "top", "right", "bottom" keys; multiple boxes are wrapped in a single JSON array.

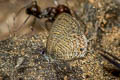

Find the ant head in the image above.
[{"left": 26, "top": 1, "right": 41, "bottom": 18}]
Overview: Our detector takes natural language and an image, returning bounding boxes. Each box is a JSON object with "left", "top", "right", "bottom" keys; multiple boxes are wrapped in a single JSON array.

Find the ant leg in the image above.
[
  {"left": 53, "top": 0, "right": 70, "bottom": 7},
  {"left": 14, "top": 7, "right": 26, "bottom": 20},
  {"left": 6, "top": 13, "right": 16, "bottom": 38},
  {"left": 13, "top": 0, "right": 38, "bottom": 27},
  {"left": 14, "top": 15, "right": 31, "bottom": 34},
  {"left": 30, "top": 17, "right": 36, "bottom": 31},
  {"left": 44, "top": 20, "right": 52, "bottom": 31},
  {"left": 6, "top": 22, "right": 17, "bottom": 40},
  {"left": 13, "top": 1, "right": 33, "bottom": 21},
  {"left": 53, "top": 0, "right": 59, "bottom": 6},
  {"left": 13, "top": 1, "right": 34, "bottom": 34}
]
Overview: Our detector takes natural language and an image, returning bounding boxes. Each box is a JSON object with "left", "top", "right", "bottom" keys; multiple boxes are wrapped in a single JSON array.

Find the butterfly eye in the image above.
[{"left": 80, "top": 48, "right": 84, "bottom": 51}]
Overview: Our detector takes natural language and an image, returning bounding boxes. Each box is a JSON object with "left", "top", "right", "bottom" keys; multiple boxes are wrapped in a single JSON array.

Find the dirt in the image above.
[{"left": 0, "top": 0, "right": 120, "bottom": 80}]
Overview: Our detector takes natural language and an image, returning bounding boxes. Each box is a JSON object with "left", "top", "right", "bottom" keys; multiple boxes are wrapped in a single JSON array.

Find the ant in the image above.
[
  {"left": 14, "top": 0, "right": 71, "bottom": 31},
  {"left": 26, "top": 0, "right": 71, "bottom": 22}
]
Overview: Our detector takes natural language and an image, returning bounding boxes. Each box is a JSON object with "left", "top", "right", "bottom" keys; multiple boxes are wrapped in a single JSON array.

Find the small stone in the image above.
[{"left": 15, "top": 57, "right": 24, "bottom": 68}]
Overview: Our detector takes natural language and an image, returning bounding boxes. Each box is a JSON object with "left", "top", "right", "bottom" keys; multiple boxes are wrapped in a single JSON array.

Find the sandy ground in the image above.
[{"left": 0, "top": 0, "right": 120, "bottom": 80}]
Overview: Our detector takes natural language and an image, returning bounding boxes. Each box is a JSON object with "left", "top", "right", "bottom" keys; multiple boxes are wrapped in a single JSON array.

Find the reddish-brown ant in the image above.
[
  {"left": 25, "top": 0, "right": 71, "bottom": 22},
  {"left": 14, "top": 0, "right": 71, "bottom": 31}
]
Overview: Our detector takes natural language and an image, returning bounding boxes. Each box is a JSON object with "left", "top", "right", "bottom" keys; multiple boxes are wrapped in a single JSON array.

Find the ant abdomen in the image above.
[{"left": 56, "top": 5, "right": 71, "bottom": 15}]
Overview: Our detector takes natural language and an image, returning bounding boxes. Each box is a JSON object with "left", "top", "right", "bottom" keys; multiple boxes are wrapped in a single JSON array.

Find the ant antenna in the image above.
[
  {"left": 13, "top": 1, "right": 32, "bottom": 33},
  {"left": 13, "top": 0, "right": 38, "bottom": 34},
  {"left": 6, "top": 13, "right": 16, "bottom": 38},
  {"left": 15, "top": 15, "right": 31, "bottom": 31},
  {"left": 14, "top": 1, "right": 33, "bottom": 21}
]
